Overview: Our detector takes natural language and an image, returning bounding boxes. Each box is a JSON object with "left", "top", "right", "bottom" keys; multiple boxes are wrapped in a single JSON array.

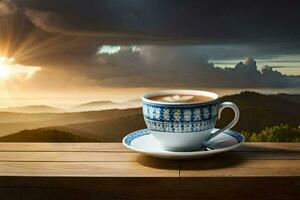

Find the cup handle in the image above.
[{"left": 207, "top": 102, "right": 240, "bottom": 140}]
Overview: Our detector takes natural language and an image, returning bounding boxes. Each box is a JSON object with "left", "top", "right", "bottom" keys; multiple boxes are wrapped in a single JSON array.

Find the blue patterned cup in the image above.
[{"left": 142, "top": 90, "right": 239, "bottom": 151}]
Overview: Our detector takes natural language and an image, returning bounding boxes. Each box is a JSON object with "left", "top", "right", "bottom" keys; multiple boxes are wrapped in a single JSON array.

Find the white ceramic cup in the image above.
[{"left": 142, "top": 90, "right": 239, "bottom": 151}]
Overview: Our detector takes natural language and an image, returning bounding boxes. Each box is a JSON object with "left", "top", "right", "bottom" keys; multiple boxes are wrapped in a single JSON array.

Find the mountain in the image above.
[
  {"left": 73, "top": 100, "right": 141, "bottom": 111},
  {"left": 75, "top": 100, "right": 118, "bottom": 111},
  {"left": 0, "top": 105, "right": 64, "bottom": 113},
  {"left": 0, "top": 108, "right": 141, "bottom": 137},
  {"left": 0, "top": 112, "right": 144, "bottom": 142},
  {"left": 124, "top": 99, "right": 142, "bottom": 107},
  {"left": 79, "top": 100, "right": 115, "bottom": 107},
  {"left": 0, "top": 129, "right": 98, "bottom": 142},
  {"left": 272, "top": 93, "right": 300, "bottom": 104},
  {"left": 0, "top": 92, "right": 299, "bottom": 142},
  {"left": 56, "top": 114, "right": 145, "bottom": 142},
  {"left": 217, "top": 91, "right": 300, "bottom": 132}
]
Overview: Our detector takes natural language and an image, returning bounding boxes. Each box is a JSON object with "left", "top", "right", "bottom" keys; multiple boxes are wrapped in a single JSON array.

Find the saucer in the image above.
[{"left": 122, "top": 128, "right": 244, "bottom": 159}]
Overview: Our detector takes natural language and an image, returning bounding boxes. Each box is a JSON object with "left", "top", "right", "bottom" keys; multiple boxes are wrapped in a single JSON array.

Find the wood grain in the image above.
[
  {"left": 235, "top": 142, "right": 300, "bottom": 152},
  {"left": 0, "top": 152, "right": 140, "bottom": 162},
  {"left": 0, "top": 142, "right": 298, "bottom": 152},
  {"left": 0, "top": 142, "right": 298, "bottom": 200},
  {"left": 0, "top": 151, "right": 298, "bottom": 162},
  {"left": 0, "top": 161, "right": 178, "bottom": 177},
  {"left": 0, "top": 143, "right": 130, "bottom": 152},
  {"left": 179, "top": 177, "right": 300, "bottom": 200}
]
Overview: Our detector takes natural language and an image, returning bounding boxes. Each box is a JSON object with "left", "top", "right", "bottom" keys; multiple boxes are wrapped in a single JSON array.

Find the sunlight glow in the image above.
[
  {"left": 0, "top": 56, "right": 40, "bottom": 80},
  {"left": 0, "top": 66, "right": 10, "bottom": 79},
  {"left": 0, "top": 57, "right": 12, "bottom": 79}
]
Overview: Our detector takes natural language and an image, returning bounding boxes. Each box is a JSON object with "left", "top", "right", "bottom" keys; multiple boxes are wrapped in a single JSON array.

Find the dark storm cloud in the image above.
[
  {"left": 86, "top": 46, "right": 300, "bottom": 88},
  {"left": 24, "top": 9, "right": 74, "bottom": 34},
  {"left": 0, "top": 0, "right": 299, "bottom": 89},
  {"left": 23, "top": 8, "right": 160, "bottom": 42},
  {"left": 8, "top": 0, "right": 300, "bottom": 43},
  {"left": 191, "top": 43, "right": 300, "bottom": 61}
]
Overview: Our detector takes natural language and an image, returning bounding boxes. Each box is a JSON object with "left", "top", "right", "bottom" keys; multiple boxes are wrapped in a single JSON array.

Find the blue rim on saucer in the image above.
[
  {"left": 122, "top": 128, "right": 245, "bottom": 159},
  {"left": 124, "top": 128, "right": 244, "bottom": 146}
]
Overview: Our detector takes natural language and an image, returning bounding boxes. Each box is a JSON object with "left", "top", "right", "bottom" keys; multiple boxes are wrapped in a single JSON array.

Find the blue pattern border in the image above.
[
  {"left": 143, "top": 102, "right": 218, "bottom": 123},
  {"left": 124, "top": 129, "right": 244, "bottom": 146},
  {"left": 124, "top": 129, "right": 150, "bottom": 146},
  {"left": 145, "top": 118, "right": 217, "bottom": 133}
]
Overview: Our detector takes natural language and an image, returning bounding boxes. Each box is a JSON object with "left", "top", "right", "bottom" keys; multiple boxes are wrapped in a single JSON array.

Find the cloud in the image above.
[
  {"left": 78, "top": 46, "right": 300, "bottom": 88},
  {"left": 0, "top": 1, "right": 299, "bottom": 91},
  {"left": 23, "top": 8, "right": 166, "bottom": 44},
  {"left": 220, "top": 58, "right": 300, "bottom": 88},
  {"left": 0, "top": 0, "right": 16, "bottom": 16},
  {"left": 24, "top": 9, "right": 74, "bottom": 34},
  {"left": 98, "top": 46, "right": 121, "bottom": 54},
  {"left": 3, "top": 44, "right": 300, "bottom": 91},
  {"left": 24, "top": 9, "right": 107, "bottom": 36},
  {"left": 6, "top": 0, "right": 300, "bottom": 44}
]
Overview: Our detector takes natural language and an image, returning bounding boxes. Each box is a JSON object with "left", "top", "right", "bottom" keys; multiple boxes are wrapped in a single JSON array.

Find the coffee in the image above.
[{"left": 149, "top": 94, "right": 214, "bottom": 103}]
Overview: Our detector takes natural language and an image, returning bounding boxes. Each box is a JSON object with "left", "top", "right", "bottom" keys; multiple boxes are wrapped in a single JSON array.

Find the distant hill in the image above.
[
  {"left": 74, "top": 100, "right": 119, "bottom": 111},
  {"left": 0, "top": 129, "right": 98, "bottom": 142},
  {"left": 272, "top": 93, "right": 300, "bottom": 104},
  {"left": 126, "top": 98, "right": 142, "bottom": 104},
  {"left": 79, "top": 100, "right": 116, "bottom": 107},
  {"left": 124, "top": 99, "right": 142, "bottom": 108},
  {"left": 0, "top": 108, "right": 141, "bottom": 137},
  {"left": 0, "top": 92, "right": 299, "bottom": 142},
  {"left": 218, "top": 91, "right": 300, "bottom": 132},
  {"left": 0, "top": 113, "right": 145, "bottom": 142},
  {"left": 56, "top": 114, "right": 145, "bottom": 142},
  {"left": 0, "top": 105, "right": 64, "bottom": 113},
  {"left": 73, "top": 99, "right": 141, "bottom": 111}
]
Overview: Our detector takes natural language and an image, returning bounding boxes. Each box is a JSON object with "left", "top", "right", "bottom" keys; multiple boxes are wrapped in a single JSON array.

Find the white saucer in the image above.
[{"left": 122, "top": 128, "right": 245, "bottom": 159}]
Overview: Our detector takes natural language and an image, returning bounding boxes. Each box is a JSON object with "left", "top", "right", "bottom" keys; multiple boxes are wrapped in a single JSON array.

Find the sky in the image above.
[{"left": 0, "top": 0, "right": 299, "bottom": 103}]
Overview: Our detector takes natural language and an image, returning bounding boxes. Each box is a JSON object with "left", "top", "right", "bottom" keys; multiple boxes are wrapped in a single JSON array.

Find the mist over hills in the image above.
[
  {"left": 0, "top": 92, "right": 299, "bottom": 142},
  {"left": 0, "top": 105, "right": 64, "bottom": 113},
  {"left": 73, "top": 100, "right": 140, "bottom": 112},
  {"left": 0, "top": 108, "right": 140, "bottom": 137},
  {"left": 0, "top": 99, "right": 141, "bottom": 114},
  {"left": 78, "top": 100, "right": 116, "bottom": 107},
  {"left": 73, "top": 100, "right": 118, "bottom": 111}
]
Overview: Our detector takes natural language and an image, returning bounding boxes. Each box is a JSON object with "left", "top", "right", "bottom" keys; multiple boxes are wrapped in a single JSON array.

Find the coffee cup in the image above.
[{"left": 142, "top": 90, "right": 239, "bottom": 151}]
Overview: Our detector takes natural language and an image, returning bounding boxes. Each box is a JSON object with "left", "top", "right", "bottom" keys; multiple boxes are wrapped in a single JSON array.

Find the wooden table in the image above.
[{"left": 0, "top": 142, "right": 299, "bottom": 200}]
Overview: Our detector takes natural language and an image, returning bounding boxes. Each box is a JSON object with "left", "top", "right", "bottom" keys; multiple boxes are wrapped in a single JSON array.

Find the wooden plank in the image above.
[
  {"left": 179, "top": 177, "right": 300, "bottom": 200},
  {"left": 0, "top": 161, "right": 179, "bottom": 177},
  {"left": 235, "top": 142, "right": 300, "bottom": 152},
  {"left": 0, "top": 177, "right": 298, "bottom": 200},
  {"left": 216, "top": 151, "right": 300, "bottom": 160},
  {"left": 0, "top": 142, "right": 299, "bottom": 152},
  {"left": 181, "top": 167, "right": 300, "bottom": 177},
  {"left": 0, "top": 153, "right": 298, "bottom": 177},
  {"left": 0, "top": 142, "right": 298, "bottom": 199},
  {"left": 180, "top": 159, "right": 300, "bottom": 177},
  {"left": 0, "top": 143, "right": 129, "bottom": 152},
  {"left": 0, "top": 151, "right": 299, "bottom": 162},
  {"left": 0, "top": 152, "right": 140, "bottom": 162},
  {"left": 0, "top": 177, "right": 180, "bottom": 200}
]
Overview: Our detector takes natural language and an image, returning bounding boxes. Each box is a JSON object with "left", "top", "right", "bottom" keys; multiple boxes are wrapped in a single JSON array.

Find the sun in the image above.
[
  {"left": 0, "top": 57, "right": 12, "bottom": 80},
  {"left": 0, "top": 66, "right": 11, "bottom": 79},
  {"left": 0, "top": 56, "right": 40, "bottom": 80}
]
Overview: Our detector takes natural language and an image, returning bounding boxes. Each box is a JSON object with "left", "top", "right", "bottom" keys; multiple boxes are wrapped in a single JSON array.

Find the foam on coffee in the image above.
[{"left": 149, "top": 94, "right": 214, "bottom": 103}]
